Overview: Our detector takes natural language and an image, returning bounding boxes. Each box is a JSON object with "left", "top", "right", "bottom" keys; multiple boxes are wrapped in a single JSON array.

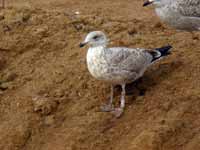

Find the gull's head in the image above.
[
  {"left": 143, "top": 0, "right": 162, "bottom": 7},
  {"left": 80, "top": 31, "right": 108, "bottom": 48}
]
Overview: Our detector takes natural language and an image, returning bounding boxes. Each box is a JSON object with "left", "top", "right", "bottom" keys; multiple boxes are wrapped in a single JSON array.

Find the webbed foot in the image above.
[
  {"left": 100, "top": 104, "right": 114, "bottom": 112},
  {"left": 111, "top": 107, "right": 124, "bottom": 118}
]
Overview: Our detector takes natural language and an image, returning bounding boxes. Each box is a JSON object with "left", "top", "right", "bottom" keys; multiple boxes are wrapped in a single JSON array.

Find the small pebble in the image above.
[
  {"left": 44, "top": 115, "right": 55, "bottom": 126},
  {"left": 75, "top": 11, "right": 80, "bottom": 15}
]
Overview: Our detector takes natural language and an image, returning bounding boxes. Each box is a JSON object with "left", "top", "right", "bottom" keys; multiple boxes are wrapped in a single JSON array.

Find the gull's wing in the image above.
[
  {"left": 176, "top": 0, "right": 200, "bottom": 17},
  {"left": 104, "top": 47, "right": 153, "bottom": 73}
]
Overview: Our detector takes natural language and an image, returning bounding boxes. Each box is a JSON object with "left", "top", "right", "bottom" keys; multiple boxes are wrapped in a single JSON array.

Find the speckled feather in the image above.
[
  {"left": 86, "top": 46, "right": 153, "bottom": 84},
  {"left": 104, "top": 47, "right": 152, "bottom": 73},
  {"left": 176, "top": 0, "right": 200, "bottom": 17},
  {"left": 152, "top": 0, "right": 200, "bottom": 31}
]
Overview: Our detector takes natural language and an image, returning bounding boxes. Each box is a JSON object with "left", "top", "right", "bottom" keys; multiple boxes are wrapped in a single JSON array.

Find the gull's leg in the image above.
[
  {"left": 112, "top": 84, "right": 126, "bottom": 118},
  {"left": 100, "top": 85, "right": 114, "bottom": 112}
]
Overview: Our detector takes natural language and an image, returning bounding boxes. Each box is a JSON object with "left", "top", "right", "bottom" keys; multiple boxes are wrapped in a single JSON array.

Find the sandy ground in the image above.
[{"left": 0, "top": 0, "right": 200, "bottom": 150}]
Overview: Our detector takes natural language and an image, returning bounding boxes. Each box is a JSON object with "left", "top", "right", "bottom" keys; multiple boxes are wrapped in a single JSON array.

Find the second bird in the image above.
[
  {"left": 143, "top": 0, "right": 200, "bottom": 31},
  {"left": 80, "top": 31, "right": 172, "bottom": 117}
]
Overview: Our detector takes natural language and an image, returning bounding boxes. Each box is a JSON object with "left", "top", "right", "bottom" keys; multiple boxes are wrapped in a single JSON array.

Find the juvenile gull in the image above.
[
  {"left": 80, "top": 31, "right": 172, "bottom": 117},
  {"left": 143, "top": 0, "right": 200, "bottom": 31}
]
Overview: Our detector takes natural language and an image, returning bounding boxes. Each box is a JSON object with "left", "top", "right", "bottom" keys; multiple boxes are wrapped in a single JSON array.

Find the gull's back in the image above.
[
  {"left": 103, "top": 47, "right": 153, "bottom": 83},
  {"left": 104, "top": 47, "right": 152, "bottom": 70}
]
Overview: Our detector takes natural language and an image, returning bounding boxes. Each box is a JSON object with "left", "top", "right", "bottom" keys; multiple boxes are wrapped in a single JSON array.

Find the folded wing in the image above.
[{"left": 104, "top": 47, "right": 153, "bottom": 73}]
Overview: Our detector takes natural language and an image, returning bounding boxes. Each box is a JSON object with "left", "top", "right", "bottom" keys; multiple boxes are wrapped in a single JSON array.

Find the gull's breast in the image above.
[{"left": 86, "top": 48, "right": 109, "bottom": 81}]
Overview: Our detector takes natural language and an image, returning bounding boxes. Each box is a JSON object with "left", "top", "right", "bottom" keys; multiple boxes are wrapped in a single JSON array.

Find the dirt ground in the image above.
[{"left": 0, "top": 0, "right": 200, "bottom": 150}]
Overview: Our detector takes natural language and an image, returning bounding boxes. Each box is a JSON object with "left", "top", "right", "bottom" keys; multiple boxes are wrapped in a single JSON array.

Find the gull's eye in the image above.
[{"left": 93, "top": 35, "right": 99, "bottom": 40}]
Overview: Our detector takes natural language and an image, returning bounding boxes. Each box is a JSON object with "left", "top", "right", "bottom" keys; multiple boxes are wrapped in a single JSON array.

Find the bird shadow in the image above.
[{"left": 114, "top": 60, "right": 183, "bottom": 105}]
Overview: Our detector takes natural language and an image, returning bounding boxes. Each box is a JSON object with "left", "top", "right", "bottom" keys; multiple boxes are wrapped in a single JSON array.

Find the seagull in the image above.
[
  {"left": 143, "top": 0, "right": 200, "bottom": 31},
  {"left": 80, "top": 31, "right": 172, "bottom": 117}
]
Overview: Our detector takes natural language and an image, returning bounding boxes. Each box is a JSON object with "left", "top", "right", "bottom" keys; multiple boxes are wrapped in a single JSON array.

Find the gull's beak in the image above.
[
  {"left": 79, "top": 42, "right": 88, "bottom": 48},
  {"left": 143, "top": 0, "right": 154, "bottom": 7}
]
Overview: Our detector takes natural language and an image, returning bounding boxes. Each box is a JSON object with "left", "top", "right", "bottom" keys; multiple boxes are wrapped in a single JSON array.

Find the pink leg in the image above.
[
  {"left": 111, "top": 84, "right": 125, "bottom": 118},
  {"left": 101, "top": 85, "right": 114, "bottom": 112}
]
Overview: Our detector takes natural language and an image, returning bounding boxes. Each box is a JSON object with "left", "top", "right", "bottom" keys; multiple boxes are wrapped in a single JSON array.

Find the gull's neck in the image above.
[
  {"left": 88, "top": 44, "right": 107, "bottom": 53},
  {"left": 155, "top": 4, "right": 178, "bottom": 22}
]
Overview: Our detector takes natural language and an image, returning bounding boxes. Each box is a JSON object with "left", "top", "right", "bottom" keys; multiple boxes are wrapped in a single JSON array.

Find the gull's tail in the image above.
[{"left": 149, "top": 45, "right": 172, "bottom": 62}]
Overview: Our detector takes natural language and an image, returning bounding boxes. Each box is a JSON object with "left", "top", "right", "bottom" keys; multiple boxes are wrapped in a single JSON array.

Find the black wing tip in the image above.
[
  {"left": 151, "top": 44, "right": 173, "bottom": 62},
  {"left": 155, "top": 44, "right": 173, "bottom": 52},
  {"left": 160, "top": 45, "right": 173, "bottom": 50}
]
